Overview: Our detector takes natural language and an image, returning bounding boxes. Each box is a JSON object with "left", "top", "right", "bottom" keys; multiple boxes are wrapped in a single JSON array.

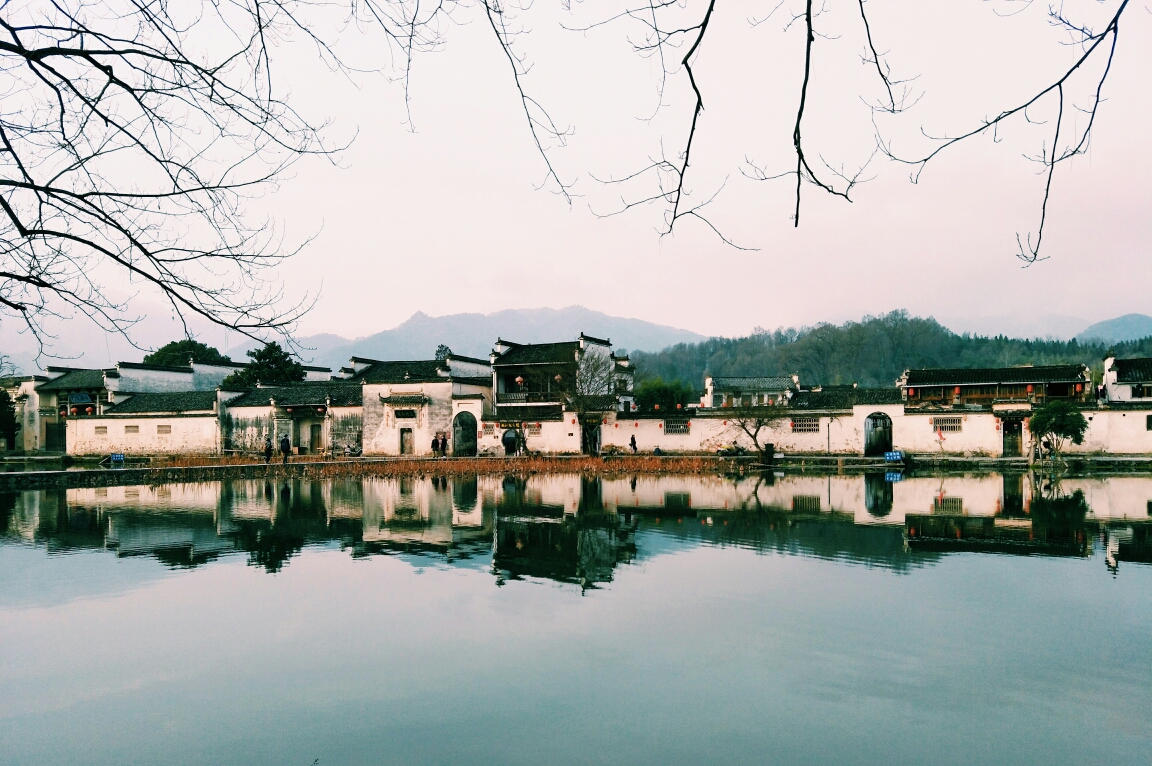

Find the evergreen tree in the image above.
[
  {"left": 222, "top": 342, "right": 305, "bottom": 388},
  {"left": 143, "top": 339, "right": 232, "bottom": 367},
  {"left": 0, "top": 390, "right": 18, "bottom": 451},
  {"left": 1029, "top": 401, "right": 1089, "bottom": 460}
]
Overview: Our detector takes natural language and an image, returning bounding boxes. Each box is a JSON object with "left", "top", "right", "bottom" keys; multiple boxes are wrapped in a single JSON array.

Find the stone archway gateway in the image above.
[
  {"left": 452, "top": 411, "right": 478, "bottom": 457},
  {"left": 864, "top": 412, "right": 893, "bottom": 457}
]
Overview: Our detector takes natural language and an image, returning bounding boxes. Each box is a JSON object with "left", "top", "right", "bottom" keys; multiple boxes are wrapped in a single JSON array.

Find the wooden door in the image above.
[
  {"left": 310, "top": 423, "right": 322, "bottom": 454},
  {"left": 400, "top": 428, "right": 413, "bottom": 455},
  {"left": 1003, "top": 420, "right": 1022, "bottom": 457}
]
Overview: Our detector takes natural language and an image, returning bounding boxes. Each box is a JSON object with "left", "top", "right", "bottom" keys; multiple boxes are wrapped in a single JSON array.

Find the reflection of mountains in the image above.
[{"left": 3, "top": 472, "right": 1151, "bottom": 581}]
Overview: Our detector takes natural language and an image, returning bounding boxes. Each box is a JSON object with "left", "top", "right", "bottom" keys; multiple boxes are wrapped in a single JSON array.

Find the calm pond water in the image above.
[{"left": 1, "top": 471, "right": 1149, "bottom": 766}]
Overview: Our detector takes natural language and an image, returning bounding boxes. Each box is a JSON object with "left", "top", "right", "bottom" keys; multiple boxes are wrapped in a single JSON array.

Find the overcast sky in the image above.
[{"left": 7, "top": 0, "right": 1152, "bottom": 360}]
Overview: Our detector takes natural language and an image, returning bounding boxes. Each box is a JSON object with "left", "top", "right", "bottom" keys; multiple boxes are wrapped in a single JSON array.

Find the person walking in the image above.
[
  {"left": 629, "top": 435, "right": 638, "bottom": 454},
  {"left": 263, "top": 438, "right": 273, "bottom": 464},
  {"left": 280, "top": 433, "right": 291, "bottom": 464},
  {"left": 431, "top": 435, "right": 441, "bottom": 457}
]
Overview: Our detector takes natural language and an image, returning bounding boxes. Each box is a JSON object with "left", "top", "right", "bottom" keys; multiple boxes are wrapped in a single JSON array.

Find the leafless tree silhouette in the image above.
[
  {"left": 1, "top": 0, "right": 1132, "bottom": 358},
  {"left": 569, "top": 0, "right": 1131, "bottom": 257},
  {"left": 0, "top": 0, "right": 571, "bottom": 357}
]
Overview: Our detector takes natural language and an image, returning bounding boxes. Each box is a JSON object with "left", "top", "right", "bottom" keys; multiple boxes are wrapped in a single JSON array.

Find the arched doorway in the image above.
[
  {"left": 864, "top": 412, "right": 893, "bottom": 457},
  {"left": 452, "top": 411, "right": 478, "bottom": 457}
]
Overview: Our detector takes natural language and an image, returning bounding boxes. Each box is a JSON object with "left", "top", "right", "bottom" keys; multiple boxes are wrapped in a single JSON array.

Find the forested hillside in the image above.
[{"left": 630, "top": 311, "right": 1152, "bottom": 390}]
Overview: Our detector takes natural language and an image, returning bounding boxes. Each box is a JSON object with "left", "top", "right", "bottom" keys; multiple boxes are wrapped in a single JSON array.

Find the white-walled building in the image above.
[{"left": 1102, "top": 356, "right": 1152, "bottom": 403}]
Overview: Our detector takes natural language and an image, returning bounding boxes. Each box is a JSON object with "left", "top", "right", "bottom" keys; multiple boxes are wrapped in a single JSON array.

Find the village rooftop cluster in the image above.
[{"left": 3, "top": 333, "right": 1152, "bottom": 459}]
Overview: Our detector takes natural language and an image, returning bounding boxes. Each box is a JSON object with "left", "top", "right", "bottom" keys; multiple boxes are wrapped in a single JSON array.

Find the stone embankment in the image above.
[
  {"left": 0, "top": 455, "right": 755, "bottom": 491},
  {"left": 3, "top": 452, "right": 1152, "bottom": 491}
]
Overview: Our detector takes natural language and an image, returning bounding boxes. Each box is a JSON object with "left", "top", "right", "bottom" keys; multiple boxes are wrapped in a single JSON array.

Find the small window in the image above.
[
  {"left": 1146, "top": 414, "right": 1152, "bottom": 431},
  {"left": 791, "top": 417, "right": 820, "bottom": 433},
  {"left": 931, "top": 416, "right": 963, "bottom": 433},
  {"left": 124, "top": 425, "right": 139, "bottom": 434},
  {"left": 94, "top": 426, "right": 107, "bottom": 436},
  {"left": 664, "top": 492, "right": 691, "bottom": 511},
  {"left": 792, "top": 495, "right": 822, "bottom": 513},
  {"left": 482, "top": 423, "right": 495, "bottom": 436},
  {"left": 1134, "top": 384, "right": 1146, "bottom": 398},
  {"left": 934, "top": 496, "right": 964, "bottom": 514},
  {"left": 664, "top": 419, "right": 690, "bottom": 435},
  {"left": 712, "top": 394, "right": 723, "bottom": 407},
  {"left": 157, "top": 424, "right": 171, "bottom": 435},
  {"left": 524, "top": 423, "right": 542, "bottom": 436}
]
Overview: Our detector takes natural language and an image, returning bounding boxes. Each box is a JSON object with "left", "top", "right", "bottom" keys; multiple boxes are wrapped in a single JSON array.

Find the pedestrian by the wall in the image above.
[
  {"left": 263, "top": 438, "right": 273, "bottom": 464},
  {"left": 280, "top": 433, "right": 291, "bottom": 464},
  {"left": 629, "top": 435, "right": 637, "bottom": 454}
]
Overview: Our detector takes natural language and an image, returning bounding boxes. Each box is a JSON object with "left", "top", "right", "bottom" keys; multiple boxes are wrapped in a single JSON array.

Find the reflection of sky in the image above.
[{"left": 0, "top": 536, "right": 1149, "bottom": 765}]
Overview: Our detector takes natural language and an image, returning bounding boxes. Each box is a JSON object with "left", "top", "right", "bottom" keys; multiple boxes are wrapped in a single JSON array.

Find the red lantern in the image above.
[
  {"left": 953, "top": 386, "right": 961, "bottom": 395},
  {"left": 70, "top": 407, "right": 78, "bottom": 415},
  {"left": 317, "top": 407, "right": 325, "bottom": 413},
  {"left": 1026, "top": 385, "right": 1034, "bottom": 393},
  {"left": 908, "top": 388, "right": 915, "bottom": 397},
  {"left": 676, "top": 403, "right": 682, "bottom": 409},
  {"left": 85, "top": 406, "right": 93, "bottom": 414},
  {"left": 654, "top": 403, "right": 660, "bottom": 410},
  {"left": 1075, "top": 383, "right": 1083, "bottom": 393},
  {"left": 515, "top": 375, "right": 524, "bottom": 386}
]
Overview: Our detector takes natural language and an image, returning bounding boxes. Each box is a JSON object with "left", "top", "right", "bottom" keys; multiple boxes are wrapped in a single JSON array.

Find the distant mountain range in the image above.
[
  {"left": 296, "top": 307, "right": 709, "bottom": 370},
  {"left": 1075, "top": 314, "right": 1152, "bottom": 344},
  {"left": 7, "top": 306, "right": 1152, "bottom": 375}
]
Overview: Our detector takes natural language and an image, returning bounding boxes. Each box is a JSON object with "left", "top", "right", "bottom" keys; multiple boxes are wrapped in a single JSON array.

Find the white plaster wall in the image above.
[
  {"left": 191, "top": 363, "right": 244, "bottom": 389},
  {"left": 67, "top": 416, "right": 219, "bottom": 455},
  {"left": 363, "top": 381, "right": 454, "bottom": 456},
  {"left": 477, "top": 418, "right": 582, "bottom": 455},
  {"left": 1064, "top": 410, "right": 1152, "bottom": 454},
  {"left": 889, "top": 410, "right": 1008, "bottom": 456},
  {"left": 113, "top": 367, "right": 193, "bottom": 393}
]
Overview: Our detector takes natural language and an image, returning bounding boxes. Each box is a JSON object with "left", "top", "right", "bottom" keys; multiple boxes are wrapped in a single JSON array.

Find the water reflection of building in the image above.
[
  {"left": 492, "top": 477, "right": 637, "bottom": 590},
  {"left": 2, "top": 472, "right": 1151, "bottom": 578}
]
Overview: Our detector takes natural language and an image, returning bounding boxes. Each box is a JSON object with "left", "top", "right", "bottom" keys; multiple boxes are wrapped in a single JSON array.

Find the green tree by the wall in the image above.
[
  {"left": 0, "top": 390, "right": 19, "bottom": 451},
  {"left": 634, "top": 378, "right": 696, "bottom": 412},
  {"left": 1029, "top": 401, "right": 1088, "bottom": 461},
  {"left": 143, "top": 339, "right": 232, "bottom": 367},
  {"left": 435, "top": 345, "right": 452, "bottom": 361},
  {"left": 222, "top": 342, "right": 305, "bottom": 388}
]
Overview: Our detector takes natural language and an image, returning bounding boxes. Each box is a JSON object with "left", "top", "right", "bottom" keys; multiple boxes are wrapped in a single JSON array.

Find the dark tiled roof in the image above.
[
  {"left": 494, "top": 341, "right": 579, "bottom": 366},
  {"left": 1113, "top": 358, "right": 1152, "bottom": 383},
  {"left": 711, "top": 376, "right": 794, "bottom": 391},
  {"left": 350, "top": 360, "right": 446, "bottom": 384},
  {"left": 36, "top": 369, "right": 108, "bottom": 391},
  {"left": 446, "top": 353, "right": 491, "bottom": 365},
  {"left": 789, "top": 387, "right": 903, "bottom": 411},
  {"left": 227, "top": 381, "right": 363, "bottom": 408},
  {"left": 903, "top": 365, "right": 1088, "bottom": 387},
  {"left": 580, "top": 333, "right": 611, "bottom": 346},
  {"left": 117, "top": 361, "right": 193, "bottom": 373},
  {"left": 453, "top": 376, "right": 492, "bottom": 387},
  {"left": 105, "top": 391, "right": 217, "bottom": 414}
]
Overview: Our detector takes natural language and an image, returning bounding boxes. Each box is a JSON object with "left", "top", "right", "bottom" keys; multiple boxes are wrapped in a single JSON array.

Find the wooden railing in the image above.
[{"left": 496, "top": 391, "right": 560, "bottom": 404}]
